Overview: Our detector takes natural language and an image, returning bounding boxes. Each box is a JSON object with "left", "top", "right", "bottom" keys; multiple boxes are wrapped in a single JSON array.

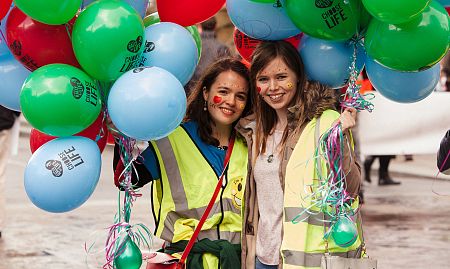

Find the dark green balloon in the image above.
[
  {"left": 364, "top": 1, "right": 449, "bottom": 71},
  {"left": 143, "top": 12, "right": 202, "bottom": 61},
  {"left": 14, "top": 0, "right": 81, "bottom": 25},
  {"left": 114, "top": 237, "right": 142, "bottom": 269},
  {"left": 285, "top": 0, "right": 363, "bottom": 41},
  {"left": 72, "top": 0, "right": 145, "bottom": 81},
  {"left": 331, "top": 217, "right": 358, "bottom": 248},
  {"left": 20, "top": 64, "right": 101, "bottom": 137},
  {"left": 362, "top": 0, "right": 431, "bottom": 24}
]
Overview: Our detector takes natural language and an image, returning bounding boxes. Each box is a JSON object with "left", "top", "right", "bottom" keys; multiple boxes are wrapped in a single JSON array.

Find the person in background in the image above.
[
  {"left": 437, "top": 129, "right": 450, "bottom": 174},
  {"left": 113, "top": 58, "right": 251, "bottom": 269},
  {"left": 236, "top": 41, "right": 361, "bottom": 269},
  {"left": 186, "top": 17, "right": 232, "bottom": 94},
  {"left": 0, "top": 105, "right": 19, "bottom": 239}
]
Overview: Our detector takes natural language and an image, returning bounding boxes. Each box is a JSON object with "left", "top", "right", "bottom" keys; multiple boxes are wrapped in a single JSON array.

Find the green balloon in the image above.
[
  {"left": 143, "top": 12, "right": 202, "bottom": 61},
  {"left": 364, "top": 1, "right": 449, "bottom": 72},
  {"left": 114, "top": 237, "right": 142, "bottom": 269},
  {"left": 362, "top": 0, "right": 431, "bottom": 24},
  {"left": 72, "top": 0, "right": 145, "bottom": 81},
  {"left": 331, "top": 217, "right": 358, "bottom": 248},
  {"left": 143, "top": 12, "right": 161, "bottom": 27},
  {"left": 186, "top": 25, "right": 202, "bottom": 62},
  {"left": 20, "top": 64, "right": 101, "bottom": 137},
  {"left": 285, "top": 0, "right": 363, "bottom": 41},
  {"left": 14, "top": 0, "right": 82, "bottom": 25}
]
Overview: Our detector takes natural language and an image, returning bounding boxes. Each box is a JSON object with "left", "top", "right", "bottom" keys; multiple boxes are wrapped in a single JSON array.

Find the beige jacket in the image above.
[{"left": 235, "top": 102, "right": 361, "bottom": 269}]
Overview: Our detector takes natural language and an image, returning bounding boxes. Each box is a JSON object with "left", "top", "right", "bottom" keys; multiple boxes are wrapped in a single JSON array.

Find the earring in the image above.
[{"left": 203, "top": 101, "right": 207, "bottom": 111}]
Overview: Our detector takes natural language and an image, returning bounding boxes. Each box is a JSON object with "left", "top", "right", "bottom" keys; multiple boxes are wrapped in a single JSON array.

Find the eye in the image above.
[
  {"left": 277, "top": 75, "right": 288, "bottom": 80},
  {"left": 257, "top": 77, "right": 268, "bottom": 83},
  {"left": 237, "top": 94, "right": 247, "bottom": 101}
]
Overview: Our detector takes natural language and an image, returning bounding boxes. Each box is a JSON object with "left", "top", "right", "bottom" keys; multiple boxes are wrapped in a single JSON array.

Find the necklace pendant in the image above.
[{"left": 267, "top": 154, "right": 274, "bottom": 163}]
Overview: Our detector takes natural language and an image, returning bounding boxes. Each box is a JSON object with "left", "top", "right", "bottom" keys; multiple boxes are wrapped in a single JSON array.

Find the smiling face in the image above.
[
  {"left": 203, "top": 70, "right": 249, "bottom": 128},
  {"left": 255, "top": 57, "right": 298, "bottom": 113}
]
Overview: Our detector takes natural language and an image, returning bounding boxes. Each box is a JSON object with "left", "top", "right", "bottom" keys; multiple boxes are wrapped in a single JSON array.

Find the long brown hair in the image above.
[
  {"left": 250, "top": 41, "right": 306, "bottom": 157},
  {"left": 185, "top": 58, "right": 251, "bottom": 146}
]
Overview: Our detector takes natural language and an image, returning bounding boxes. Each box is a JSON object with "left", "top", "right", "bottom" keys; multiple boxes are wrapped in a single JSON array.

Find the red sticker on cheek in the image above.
[
  {"left": 256, "top": 87, "right": 262, "bottom": 93},
  {"left": 213, "top": 96, "right": 222, "bottom": 104}
]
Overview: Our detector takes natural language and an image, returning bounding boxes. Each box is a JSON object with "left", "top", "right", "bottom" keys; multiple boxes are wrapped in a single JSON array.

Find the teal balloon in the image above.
[
  {"left": 72, "top": 0, "right": 145, "bottom": 81},
  {"left": 114, "top": 237, "right": 142, "bottom": 269},
  {"left": 364, "top": 1, "right": 450, "bottom": 71},
  {"left": 331, "top": 217, "right": 358, "bottom": 248}
]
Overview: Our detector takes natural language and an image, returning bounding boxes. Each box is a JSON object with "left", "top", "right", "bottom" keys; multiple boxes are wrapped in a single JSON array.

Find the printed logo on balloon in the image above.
[
  {"left": 120, "top": 35, "right": 145, "bottom": 73},
  {"left": 315, "top": 0, "right": 334, "bottom": 8},
  {"left": 320, "top": 3, "right": 348, "bottom": 29},
  {"left": 143, "top": 41, "right": 155, "bottom": 53},
  {"left": 45, "top": 160, "right": 63, "bottom": 177},
  {"left": 10, "top": 40, "right": 38, "bottom": 70},
  {"left": 70, "top": 77, "right": 84, "bottom": 99},
  {"left": 56, "top": 146, "right": 85, "bottom": 172}
]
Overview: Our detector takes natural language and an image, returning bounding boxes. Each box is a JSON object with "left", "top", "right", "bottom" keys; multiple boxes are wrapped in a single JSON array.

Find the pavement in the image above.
[{"left": 0, "top": 124, "right": 450, "bottom": 268}]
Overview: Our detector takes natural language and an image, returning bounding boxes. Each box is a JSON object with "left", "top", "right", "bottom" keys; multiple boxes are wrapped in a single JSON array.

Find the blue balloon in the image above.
[
  {"left": 227, "top": 0, "right": 301, "bottom": 40},
  {"left": 108, "top": 66, "right": 187, "bottom": 141},
  {"left": 24, "top": 136, "right": 101, "bottom": 213},
  {"left": 299, "top": 35, "right": 366, "bottom": 89},
  {"left": 143, "top": 22, "right": 198, "bottom": 86},
  {"left": 81, "top": 0, "right": 149, "bottom": 18},
  {"left": 365, "top": 57, "right": 440, "bottom": 103},
  {"left": 436, "top": 0, "right": 450, "bottom": 6},
  {"left": 0, "top": 36, "right": 31, "bottom": 111}
]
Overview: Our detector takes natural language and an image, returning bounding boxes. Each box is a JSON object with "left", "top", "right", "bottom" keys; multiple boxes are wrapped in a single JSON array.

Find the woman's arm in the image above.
[
  {"left": 342, "top": 132, "right": 361, "bottom": 198},
  {"left": 113, "top": 143, "right": 154, "bottom": 189}
]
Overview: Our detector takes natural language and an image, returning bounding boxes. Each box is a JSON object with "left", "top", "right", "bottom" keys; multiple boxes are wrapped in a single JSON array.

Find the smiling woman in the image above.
[{"left": 112, "top": 58, "right": 252, "bottom": 269}]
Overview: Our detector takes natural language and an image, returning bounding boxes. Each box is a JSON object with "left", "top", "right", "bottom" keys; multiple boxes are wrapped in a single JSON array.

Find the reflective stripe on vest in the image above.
[
  {"left": 151, "top": 126, "right": 247, "bottom": 245},
  {"left": 281, "top": 110, "right": 361, "bottom": 269}
]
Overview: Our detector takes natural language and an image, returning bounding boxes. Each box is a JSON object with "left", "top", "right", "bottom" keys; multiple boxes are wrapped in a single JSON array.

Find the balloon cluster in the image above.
[{"left": 0, "top": 0, "right": 217, "bottom": 267}]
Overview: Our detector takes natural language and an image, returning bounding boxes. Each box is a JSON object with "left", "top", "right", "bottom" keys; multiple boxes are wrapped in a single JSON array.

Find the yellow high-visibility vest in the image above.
[
  {"left": 150, "top": 126, "right": 248, "bottom": 268},
  {"left": 282, "top": 110, "right": 362, "bottom": 269}
]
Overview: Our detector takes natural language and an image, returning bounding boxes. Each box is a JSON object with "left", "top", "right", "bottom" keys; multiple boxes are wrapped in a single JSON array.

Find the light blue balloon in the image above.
[
  {"left": 142, "top": 22, "right": 198, "bottom": 86},
  {"left": 0, "top": 36, "right": 31, "bottom": 111},
  {"left": 436, "top": 0, "right": 450, "bottom": 6},
  {"left": 299, "top": 35, "right": 366, "bottom": 89},
  {"left": 108, "top": 66, "right": 187, "bottom": 141},
  {"left": 24, "top": 136, "right": 101, "bottom": 213},
  {"left": 366, "top": 57, "right": 440, "bottom": 103},
  {"left": 81, "top": 0, "right": 149, "bottom": 18},
  {"left": 227, "top": 0, "right": 301, "bottom": 40}
]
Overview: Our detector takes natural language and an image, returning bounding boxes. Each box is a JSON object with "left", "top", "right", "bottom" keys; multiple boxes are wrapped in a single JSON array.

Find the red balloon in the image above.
[
  {"left": 233, "top": 28, "right": 303, "bottom": 62},
  {"left": 157, "top": 0, "right": 225, "bottom": 27},
  {"left": 5, "top": 7, "right": 80, "bottom": 71},
  {"left": 30, "top": 114, "right": 108, "bottom": 153},
  {"left": 0, "top": 0, "right": 12, "bottom": 20},
  {"left": 446, "top": 7, "right": 450, "bottom": 15}
]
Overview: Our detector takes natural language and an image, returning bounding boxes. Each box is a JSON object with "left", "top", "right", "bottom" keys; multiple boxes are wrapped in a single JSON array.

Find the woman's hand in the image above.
[{"left": 338, "top": 107, "right": 357, "bottom": 132}]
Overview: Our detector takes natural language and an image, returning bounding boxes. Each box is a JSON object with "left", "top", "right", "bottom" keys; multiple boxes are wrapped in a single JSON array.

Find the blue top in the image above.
[{"left": 139, "top": 121, "right": 227, "bottom": 180}]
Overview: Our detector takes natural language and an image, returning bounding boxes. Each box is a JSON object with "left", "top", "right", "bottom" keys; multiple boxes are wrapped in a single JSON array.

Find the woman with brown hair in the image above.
[
  {"left": 113, "top": 58, "right": 252, "bottom": 269},
  {"left": 235, "top": 41, "right": 362, "bottom": 269}
]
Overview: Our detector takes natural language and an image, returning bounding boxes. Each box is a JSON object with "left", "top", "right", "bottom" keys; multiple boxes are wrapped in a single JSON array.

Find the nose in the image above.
[
  {"left": 225, "top": 94, "right": 237, "bottom": 106},
  {"left": 269, "top": 79, "right": 278, "bottom": 91}
]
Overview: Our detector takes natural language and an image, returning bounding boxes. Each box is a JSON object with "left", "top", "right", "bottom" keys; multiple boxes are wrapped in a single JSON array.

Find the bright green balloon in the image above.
[
  {"left": 186, "top": 25, "right": 202, "bottom": 62},
  {"left": 20, "top": 64, "right": 101, "bottom": 137},
  {"left": 72, "top": 0, "right": 145, "bottom": 81},
  {"left": 285, "top": 0, "right": 364, "bottom": 41},
  {"left": 13, "top": 0, "right": 82, "bottom": 25},
  {"left": 362, "top": 0, "right": 431, "bottom": 24},
  {"left": 331, "top": 217, "right": 358, "bottom": 248},
  {"left": 364, "top": 1, "right": 449, "bottom": 72},
  {"left": 143, "top": 12, "right": 202, "bottom": 61},
  {"left": 114, "top": 237, "right": 142, "bottom": 269}
]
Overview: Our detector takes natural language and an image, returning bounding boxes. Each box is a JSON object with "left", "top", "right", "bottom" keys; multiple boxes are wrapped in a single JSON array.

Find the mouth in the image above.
[
  {"left": 219, "top": 107, "right": 235, "bottom": 116},
  {"left": 233, "top": 195, "right": 242, "bottom": 207},
  {"left": 267, "top": 93, "right": 285, "bottom": 102}
]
